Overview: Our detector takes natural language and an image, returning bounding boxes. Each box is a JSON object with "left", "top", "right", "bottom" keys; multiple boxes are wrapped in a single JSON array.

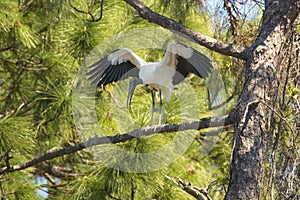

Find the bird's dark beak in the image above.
[{"left": 127, "top": 77, "right": 143, "bottom": 109}]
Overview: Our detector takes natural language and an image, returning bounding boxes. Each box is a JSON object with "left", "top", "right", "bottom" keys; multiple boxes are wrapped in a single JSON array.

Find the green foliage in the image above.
[
  {"left": 0, "top": 0, "right": 241, "bottom": 199},
  {"left": 0, "top": 116, "right": 34, "bottom": 154},
  {"left": 0, "top": 172, "right": 42, "bottom": 200},
  {"left": 159, "top": 0, "right": 195, "bottom": 23}
]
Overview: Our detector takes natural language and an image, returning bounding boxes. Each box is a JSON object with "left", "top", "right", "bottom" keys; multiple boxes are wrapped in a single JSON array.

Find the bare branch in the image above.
[
  {"left": 124, "top": 0, "right": 249, "bottom": 60},
  {"left": 224, "top": 0, "right": 239, "bottom": 39},
  {"left": 40, "top": 163, "right": 79, "bottom": 178},
  {"left": 69, "top": 0, "right": 104, "bottom": 22},
  {"left": 165, "top": 175, "right": 215, "bottom": 200},
  {"left": 0, "top": 115, "right": 232, "bottom": 175}
]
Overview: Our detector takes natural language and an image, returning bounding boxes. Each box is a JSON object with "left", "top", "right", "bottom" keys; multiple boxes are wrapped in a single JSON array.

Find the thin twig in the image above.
[
  {"left": 259, "top": 100, "right": 296, "bottom": 136},
  {"left": 224, "top": 0, "right": 239, "bottom": 40},
  {"left": 69, "top": 0, "right": 104, "bottom": 22}
]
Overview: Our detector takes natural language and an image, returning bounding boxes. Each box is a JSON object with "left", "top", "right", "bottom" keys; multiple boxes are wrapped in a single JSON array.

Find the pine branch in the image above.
[
  {"left": 124, "top": 0, "right": 249, "bottom": 60},
  {"left": 0, "top": 116, "right": 232, "bottom": 175}
]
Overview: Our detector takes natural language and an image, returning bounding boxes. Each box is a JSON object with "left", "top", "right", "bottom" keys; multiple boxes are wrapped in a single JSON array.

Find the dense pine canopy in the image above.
[{"left": 0, "top": 0, "right": 298, "bottom": 199}]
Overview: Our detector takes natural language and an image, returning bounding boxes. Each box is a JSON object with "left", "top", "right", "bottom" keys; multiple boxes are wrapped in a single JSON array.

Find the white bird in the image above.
[{"left": 87, "top": 43, "right": 212, "bottom": 125}]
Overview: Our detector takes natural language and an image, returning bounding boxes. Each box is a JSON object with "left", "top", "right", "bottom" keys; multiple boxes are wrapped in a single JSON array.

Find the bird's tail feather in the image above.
[{"left": 161, "top": 86, "right": 172, "bottom": 102}]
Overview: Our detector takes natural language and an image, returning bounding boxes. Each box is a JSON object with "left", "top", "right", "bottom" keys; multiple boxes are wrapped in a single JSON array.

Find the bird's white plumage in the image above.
[
  {"left": 160, "top": 43, "right": 193, "bottom": 68},
  {"left": 88, "top": 42, "right": 212, "bottom": 101},
  {"left": 87, "top": 42, "right": 212, "bottom": 124},
  {"left": 107, "top": 48, "right": 145, "bottom": 68},
  {"left": 139, "top": 62, "right": 176, "bottom": 101},
  {"left": 137, "top": 43, "right": 193, "bottom": 101},
  {"left": 168, "top": 43, "right": 193, "bottom": 59}
]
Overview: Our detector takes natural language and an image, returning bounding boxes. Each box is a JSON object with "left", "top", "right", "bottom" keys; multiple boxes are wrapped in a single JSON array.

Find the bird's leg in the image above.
[
  {"left": 150, "top": 89, "right": 155, "bottom": 126},
  {"left": 159, "top": 88, "right": 162, "bottom": 124}
]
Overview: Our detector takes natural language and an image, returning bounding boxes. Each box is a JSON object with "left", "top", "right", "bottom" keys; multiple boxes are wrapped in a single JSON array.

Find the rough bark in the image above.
[
  {"left": 124, "top": 0, "right": 299, "bottom": 199},
  {"left": 226, "top": 1, "right": 299, "bottom": 199},
  {"left": 123, "top": 0, "right": 299, "bottom": 199}
]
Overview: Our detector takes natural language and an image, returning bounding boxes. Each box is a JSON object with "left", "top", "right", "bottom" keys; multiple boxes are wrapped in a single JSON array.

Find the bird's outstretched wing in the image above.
[
  {"left": 87, "top": 48, "right": 145, "bottom": 87},
  {"left": 160, "top": 43, "right": 212, "bottom": 85}
]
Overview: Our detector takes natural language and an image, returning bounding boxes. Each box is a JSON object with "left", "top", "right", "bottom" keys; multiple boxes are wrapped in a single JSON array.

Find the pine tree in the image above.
[{"left": 1, "top": 0, "right": 298, "bottom": 199}]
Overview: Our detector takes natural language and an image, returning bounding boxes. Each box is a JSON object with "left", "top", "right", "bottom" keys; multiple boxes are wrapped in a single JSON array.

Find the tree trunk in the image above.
[{"left": 225, "top": 1, "right": 299, "bottom": 199}]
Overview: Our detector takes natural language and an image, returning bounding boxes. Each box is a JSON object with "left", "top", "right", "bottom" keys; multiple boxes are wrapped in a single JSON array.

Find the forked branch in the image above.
[
  {"left": 69, "top": 0, "right": 104, "bottom": 22},
  {"left": 166, "top": 176, "right": 217, "bottom": 200}
]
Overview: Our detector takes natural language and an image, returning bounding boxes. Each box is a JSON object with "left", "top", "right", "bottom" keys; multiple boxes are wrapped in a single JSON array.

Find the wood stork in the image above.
[{"left": 87, "top": 43, "right": 212, "bottom": 125}]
